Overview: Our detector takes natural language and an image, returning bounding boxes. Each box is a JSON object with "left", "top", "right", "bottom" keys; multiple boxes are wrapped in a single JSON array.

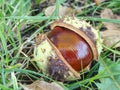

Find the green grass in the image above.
[{"left": 0, "top": 0, "right": 120, "bottom": 90}]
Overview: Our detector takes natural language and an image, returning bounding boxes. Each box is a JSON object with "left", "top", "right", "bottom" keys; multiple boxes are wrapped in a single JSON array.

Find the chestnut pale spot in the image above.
[
  {"left": 76, "top": 42, "right": 88, "bottom": 59},
  {"left": 48, "top": 26, "right": 93, "bottom": 71}
]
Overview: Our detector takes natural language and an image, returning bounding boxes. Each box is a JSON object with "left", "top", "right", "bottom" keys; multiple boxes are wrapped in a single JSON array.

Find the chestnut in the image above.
[{"left": 33, "top": 17, "right": 102, "bottom": 81}]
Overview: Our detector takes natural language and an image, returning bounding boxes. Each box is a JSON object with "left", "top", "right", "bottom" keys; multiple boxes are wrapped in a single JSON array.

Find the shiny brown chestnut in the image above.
[
  {"left": 33, "top": 17, "right": 102, "bottom": 81},
  {"left": 48, "top": 26, "right": 93, "bottom": 71}
]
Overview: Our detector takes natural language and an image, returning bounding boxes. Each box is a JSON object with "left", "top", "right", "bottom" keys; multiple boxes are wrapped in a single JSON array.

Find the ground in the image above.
[{"left": 0, "top": 0, "right": 120, "bottom": 90}]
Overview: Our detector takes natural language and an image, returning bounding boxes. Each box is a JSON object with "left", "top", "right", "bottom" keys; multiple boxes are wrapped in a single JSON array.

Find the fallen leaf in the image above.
[
  {"left": 100, "top": 8, "right": 120, "bottom": 47},
  {"left": 40, "top": 0, "right": 56, "bottom": 6},
  {"left": 44, "top": 5, "right": 81, "bottom": 17},
  {"left": 23, "top": 80, "right": 64, "bottom": 90},
  {"left": 100, "top": 30, "right": 120, "bottom": 47},
  {"left": 94, "top": 0, "right": 106, "bottom": 5},
  {"left": 100, "top": 8, "right": 120, "bottom": 30}
]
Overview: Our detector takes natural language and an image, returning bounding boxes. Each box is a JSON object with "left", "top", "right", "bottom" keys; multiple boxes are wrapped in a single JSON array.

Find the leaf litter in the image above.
[
  {"left": 96, "top": 8, "right": 120, "bottom": 90},
  {"left": 44, "top": 4, "right": 81, "bottom": 17},
  {"left": 100, "top": 8, "right": 120, "bottom": 47},
  {"left": 23, "top": 80, "right": 64, "bottom": 90}
]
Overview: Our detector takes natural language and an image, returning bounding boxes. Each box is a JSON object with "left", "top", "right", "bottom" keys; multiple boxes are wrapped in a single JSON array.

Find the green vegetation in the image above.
[{"left": 0, "top": 0, "right": 120, "bottom": 90}]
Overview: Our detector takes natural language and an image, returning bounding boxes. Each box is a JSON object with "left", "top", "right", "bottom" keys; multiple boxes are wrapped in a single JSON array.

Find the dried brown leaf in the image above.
[
  {"left": 101, "top": 30, "right": 120, "bottom": 47},
  {"left": 40, "top": 0, "right": 56, "bottom": 5},
  {"left": 44, "top": 5, "right": 81, "bottom": 17},
  {"left": 94, "top": 0, "right": 102, "bottom": 5},
  {"left": 100, "top": 8, "right": 120, "bottom": 30},
  {"left": 100, "top": 8, "right": 120, "bottom": 47},
  {"left": 23, "top": 80, "right": 64, "bottom": 90}
]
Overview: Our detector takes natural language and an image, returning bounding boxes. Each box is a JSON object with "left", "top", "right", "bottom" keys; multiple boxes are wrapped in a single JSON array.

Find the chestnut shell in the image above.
[{"left": 48, "top": 26, "right": 93, "bottom": 71}]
